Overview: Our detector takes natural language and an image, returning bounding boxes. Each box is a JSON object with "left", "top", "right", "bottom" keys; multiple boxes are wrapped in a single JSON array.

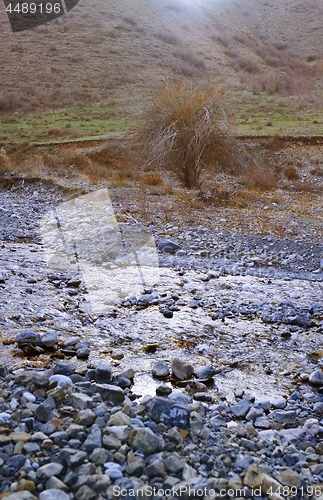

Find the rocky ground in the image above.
[{"left": 1, "top": 177, "right": 323, "bottom": 499}]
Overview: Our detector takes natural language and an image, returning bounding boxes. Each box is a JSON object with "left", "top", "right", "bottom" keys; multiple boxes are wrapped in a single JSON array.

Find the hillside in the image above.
[{"left": 1, "top": 0, "right": 323, "bottom": 141}]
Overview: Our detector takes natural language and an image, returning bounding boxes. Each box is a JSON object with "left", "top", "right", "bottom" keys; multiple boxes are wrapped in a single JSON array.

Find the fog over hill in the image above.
[{"left": 0, "top": 0, "right": 322, "bottom": 111}]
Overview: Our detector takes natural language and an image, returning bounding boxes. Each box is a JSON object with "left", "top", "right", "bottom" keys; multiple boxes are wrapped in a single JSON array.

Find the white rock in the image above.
[
  {"left": 49, "top": 375, "right": 73, "bottom": 388},
  {"left": 23, "top": 392, "right": 36, "bottom": 403}
]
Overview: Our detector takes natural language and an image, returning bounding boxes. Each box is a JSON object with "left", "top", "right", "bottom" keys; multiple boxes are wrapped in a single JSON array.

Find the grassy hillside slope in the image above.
[{"left": 1, "top": 0, "right": 323, "bottom": 142}]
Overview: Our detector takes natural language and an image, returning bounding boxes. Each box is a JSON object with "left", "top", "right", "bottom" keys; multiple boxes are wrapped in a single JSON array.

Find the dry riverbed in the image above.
[{"left": 1, "top": 178, "right": 323, "bottom": 499}]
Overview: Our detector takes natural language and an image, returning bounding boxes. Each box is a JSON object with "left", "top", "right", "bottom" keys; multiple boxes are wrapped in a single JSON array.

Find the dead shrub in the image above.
[
  {"left": 234, "top": 56, "right": 262, "bottom": 74},
  {"left": 0, "top": 91, "right": 24, "bottom": 112},
  {"left": 311, "top": 166, "right": 323, "bottom": 177},
  {"left": 139, "top": 81, "right": 253, "bottom": 189},
  {"left": 141, "top": 172, "right": 163, "bottom": 186},
  {"left": 173, "top": 51, "right": 206, "bottom": 71},
  {"left": 46, "top": 127, "right": 64, "bottom": 137},
  {"left": 156, "top": 31, "right": 180, "bottom": 45},
  {"left": 241, "top": 164, "right": 278, "bottom": 191},
  {"left": 284, "top": 165, "right": 299, "bottom": 180},
  {"left": 211, "top": 34, "right": 231, "bottom": 48}
]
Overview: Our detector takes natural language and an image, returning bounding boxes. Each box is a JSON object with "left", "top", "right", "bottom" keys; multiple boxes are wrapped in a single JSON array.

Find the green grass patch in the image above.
[
  {"left": 234, "top": 91, "right": 323, "bottom": 136},
  {"left": 0, "top": 104, "right": 134, "bottom": 144}
]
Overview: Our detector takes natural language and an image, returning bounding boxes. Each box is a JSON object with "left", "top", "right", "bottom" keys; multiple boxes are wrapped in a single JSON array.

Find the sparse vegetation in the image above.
[
  {"left": 139, "top": 81, "right": 253, "bottom": 189},
  {"left": 284, "top": 165, "right": 299, "bottom": 180}
]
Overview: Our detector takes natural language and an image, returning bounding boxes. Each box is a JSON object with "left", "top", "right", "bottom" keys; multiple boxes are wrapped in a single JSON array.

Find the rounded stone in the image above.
[
  {"left": 104, "top": 462, "right": 123, "bottom": 479},
  {"left": 16, "top": 331, "right": 40, "bottom": 346},
  {"left": 53, "top": 363, "right": 76, "bottom": 376},
  {"left": 49, "top": 374, "right": 73, "bottom": 388},
  {"left": 195, "top": 365, "right": 216, "bottom": 380},
  {"left": 95, "top": 363, "right": 112, "bottom": 384},
  {"left": 40, "top": 332, "right": 58, "bottom": 348},
  {"left": 158, "top": 241, "right": 181, "bottom": 254},
  {"left": 152, "top": 362, "right": 170, "bottom": 379},
  {"left": 309, "top": 369, "right": 323, "bottom": 387},
  {"left": 39, "top": 490, "right": 70, "bottom": 500},
  {"left": 172, "top": 358, "right": 194, "bottom": 381}
]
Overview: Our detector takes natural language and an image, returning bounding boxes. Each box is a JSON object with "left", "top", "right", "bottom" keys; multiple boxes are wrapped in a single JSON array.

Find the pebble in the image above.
[
  {"left": 152, "top": 362, "right": 170, "bottom": 379},
  {"left": 0, "top": 357, "right": 323, "bottom": 500},
  {"left": 158, "top": 241, "right": 181, "bottom": 254},
  {"left": 172, "top": 358, "right": 194, "bottom": 381},
  {"left": 104, "top": 462, "right": 123, "bottom": 479},
  {"left": 309, "top": 369, "right": 323, "bottom": 387}
]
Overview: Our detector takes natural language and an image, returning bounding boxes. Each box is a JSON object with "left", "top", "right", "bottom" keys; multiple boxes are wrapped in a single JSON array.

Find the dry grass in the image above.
[
  {"left": 46, "top": 126, "right": 64, "bottom": 137},
  {"left": 155, "top": 31, "right": 180, "bottom": 46},
  {"left": 284, "top": 165, "right": 299, "bottom": 180},
  {"left": 0, "top": 91, "right": 25, "bottom": 112},
  {"left": 141, "top": 172, "right": 164, "bottom": 186},
  {"left": 139, "top": 81, "right": 254, "bottom": 189},
  {"left": 240, "top": 163, "right": 278, "bottom": 191}
]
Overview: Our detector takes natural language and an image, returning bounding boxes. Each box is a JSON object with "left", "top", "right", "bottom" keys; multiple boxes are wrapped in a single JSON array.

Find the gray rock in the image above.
[
  {"left": 279, "top": 427, "right": 315, "bottom": 445},
  {"left": 53, "top": 363, "right": 76, "bottom": 376},
  {"left": 60, "top": 448, "right": 87, "bottom": 467},
  {"left": 36, "top": 462, "right": 64, "bottom": 480},
  {"left": 23, "top": 442, "right": 40, "bottom": 454},
  {"left": 35, "top": 397, "right": 56, "bottom": 423},
  {"left": 102, "top": 434, "right": 122, "bottom": 449},
  {"left": 271, "top": 397, "right": 287, "bottom": 409},
  {"left": 3, "top": 455, "right": 27, "bottom": 475},
  {"left": 86, "top": 474, "right": 111, "bottom": 493},
  {"left": 69, "top": 392, "right": 93, "bottom": 410},
  {"left": 16, "top": 331, "right": 40, "bottom": 346},
  {"left": 145, "top": 458, "right": 166, "bottom": 478},
  {"left": 148, "top": 396, "right": 190, "bottom": 429},
  {"left": 128, "top": 427, "right": 161, "bottom": 455},
  {"left": 231, "top": 399, "right": 251, "bottom": 418},
  {"left": 274, "top": 469, "right": 302, "bottom": 488},
  {"left": 46, "top": 477, "right": 69, "bottom": 491},
  {"left": 83, "top": 426, "right": 102, "bottom": 452},
  {"left": 270, "top": 410, "right": 297, "bottom": 425},
  {"left": 75, "top": 485, "right": 97, "bottom": 500},
  {"left": 118, "top": 368, "right": 135, "bottom": 380},
  {"left": 95, "top": 364, "right": 112, "bottom": 384},
  {"left": 193, "top": 392, "right": 212, "bottom": 402},
  {"left": 89, "top": 448, "right": 111, "bottom": 465},
  {"left": 6, "top": 493, "right": 37, "bottom": 500},
  {"left": 0, "top": 365, "right": 9, "bottom": 378},
  {"left": 309, "top": 369, "right": 323, "bottom": 387},
  {"left": 90, "top": 383, "right": 124, "bottom": 405},
  {"left": 158, "top": 241, "right": 181, "bottom": 254},
  {"left": 245, "top": 406, "right": 264, "bottom": 421},
  {"left": 235, "top": 454, "right": 255, "bottom": 470},
  {"left": 164, "top": 455, "right": 185, "bottom": 473},
  {"left": 152, "top": 362, "right": 170, "bottom": 379},
  {"left": 254, "top": 417, "right": 270, "bottom": 429},
  {"left": 49, "top": 374, "right": 73, "bottom": 388},
  {"left": 254, "top": 397, "right": 272, "bottom": 410},
  {"left": 194, "top": 365, "right": 216, "bottom": 380},
  {"left": 107, "top": 411, "right": 131, "bottom": 426},
  {"left": 172, "top": 359, "right": 194, "bottom": 381},
  {"left": 126, "top": 456, "right": 145, "bottom": 476},
  {"left": 156, "top": 384, "right": 172, "bottom": 396},
  {"left": 40, "top": 332, "right": 58, "bottom": 347},
  {"left": 114, "top": 377, "right": 131, "bottom": 389},
  {"left": 39, "top": 491, "right": 70, "bottom": 500},
  {"left": 209, "top": 415, "right": 227, "bottom": 427},
  {"left": 104, "top": 462, "right": 123, "bottom": 479},
  {"left": 76, "top": 409, "right": 95, "bottom": 427}
]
